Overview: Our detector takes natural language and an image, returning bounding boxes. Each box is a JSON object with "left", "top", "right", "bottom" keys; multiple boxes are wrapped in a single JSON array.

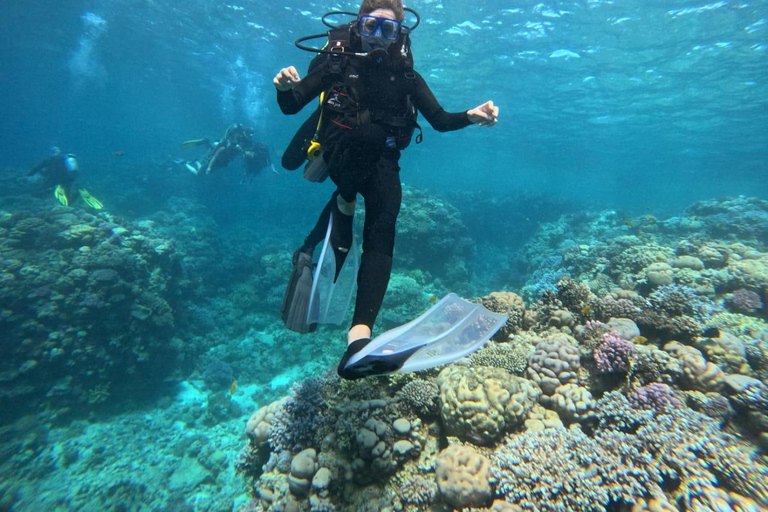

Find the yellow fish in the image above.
[{"left": 230, "top": 379, "right": 237, "bottom": 395}]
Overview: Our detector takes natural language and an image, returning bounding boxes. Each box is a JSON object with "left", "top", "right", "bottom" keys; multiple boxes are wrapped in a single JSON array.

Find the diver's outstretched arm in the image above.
[{"left": 467, "top": 101, "right": 499, "bottom": 127}]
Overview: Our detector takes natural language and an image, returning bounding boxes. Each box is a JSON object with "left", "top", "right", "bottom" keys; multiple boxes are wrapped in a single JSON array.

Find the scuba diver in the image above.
[
  {"left": 275, "top": 0, "right": 499, "bottom": 380},
  {"left": 181, "top": 124, "right": 276, "bottom": 179},
  {"left": 27, "top": 147, "right": 103, "bottom": 209}
]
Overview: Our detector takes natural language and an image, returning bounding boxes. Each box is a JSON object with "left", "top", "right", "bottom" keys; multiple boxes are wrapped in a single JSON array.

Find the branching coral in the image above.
[
  {"left": 468, "top": 342, "right": 531, "bottom": 375},
  {"left": 597, "top": 392, "right": 768, "bottom": 508},
  {"left": 268, "top": 377, "right": 328, "bottom": 453},
  {"left": 492, "top": 425, "right": 652, "bottom": 512},
  {"left": 397, "top": 379, "right": 439, "bottom": 418}
]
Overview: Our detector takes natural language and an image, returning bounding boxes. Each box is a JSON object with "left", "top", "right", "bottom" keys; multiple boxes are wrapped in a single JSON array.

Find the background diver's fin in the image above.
[
  {"left": 79, "top": 189, "right": 103, "bottom": 209},
  {"left": 341, "top": 293, "right": 508, "bottom": 377},
  {"left": 179, "top": 138, "right": 210, "bottom": 149}
]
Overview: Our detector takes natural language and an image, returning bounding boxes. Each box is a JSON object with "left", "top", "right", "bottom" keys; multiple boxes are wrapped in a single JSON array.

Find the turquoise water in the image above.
[{"left": 0, "top": 1, "right": 766, "bottom": 511}]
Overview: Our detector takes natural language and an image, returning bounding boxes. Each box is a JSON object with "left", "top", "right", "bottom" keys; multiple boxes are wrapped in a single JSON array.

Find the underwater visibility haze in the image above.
[{"left": 1, "top": 0, "right": 767, "bottom": 510}]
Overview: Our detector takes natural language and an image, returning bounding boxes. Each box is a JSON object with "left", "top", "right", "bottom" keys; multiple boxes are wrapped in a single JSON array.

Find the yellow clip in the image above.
[
  {"left": 307, "top": 141, "right": 322, "bottom": 161},
  {"left": 306, "top": 91, "right": 326, "bottom": 161}
]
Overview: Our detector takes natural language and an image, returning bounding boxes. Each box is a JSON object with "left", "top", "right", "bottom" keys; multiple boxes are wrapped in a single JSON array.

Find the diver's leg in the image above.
[
  {"left": 326, "top": 125, "right": 389, "bottom": 280},
  {"left": 300, "top": 194, "right": 336, "bottom": 254},
  {"left": 350, "top": 154, "right": 402, "bottom": 334},
  {"left": 337, "top": 154, "right": 402, "bottom": 378}
]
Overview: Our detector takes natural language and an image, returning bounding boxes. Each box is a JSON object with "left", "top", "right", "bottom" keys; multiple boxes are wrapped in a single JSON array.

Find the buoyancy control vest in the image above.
[{"left": 281, "top": 22, "right": 422, "bottom": 171}]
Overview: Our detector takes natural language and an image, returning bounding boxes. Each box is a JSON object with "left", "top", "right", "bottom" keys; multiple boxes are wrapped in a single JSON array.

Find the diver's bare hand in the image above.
[
  {"left": 274, "top": 67, "right": 301, "bottom": 91},
  {"left": 467, "top": 101, "right": 499, "bottom": 127}
]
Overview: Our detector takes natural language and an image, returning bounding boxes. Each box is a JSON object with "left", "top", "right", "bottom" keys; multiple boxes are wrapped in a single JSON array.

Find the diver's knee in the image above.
[{"left": 364, "top": 212, "right": 397, "bottom": 255}]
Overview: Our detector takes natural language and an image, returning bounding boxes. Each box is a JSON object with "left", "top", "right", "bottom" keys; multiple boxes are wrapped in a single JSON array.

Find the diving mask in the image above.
[{"left": 357, "top": 16, "right": 401, "bottom": 40}]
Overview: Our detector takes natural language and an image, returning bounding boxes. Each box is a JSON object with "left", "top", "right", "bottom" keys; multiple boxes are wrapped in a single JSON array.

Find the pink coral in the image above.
[
  {"left": 728, "top": 288, "right": 763, "bottom": 313},
  {"left": 628, "top": 383, "right": 683, "bottom": 411},
  {"left": 594, "top": 331, "right": 636, "bottom": 373}
]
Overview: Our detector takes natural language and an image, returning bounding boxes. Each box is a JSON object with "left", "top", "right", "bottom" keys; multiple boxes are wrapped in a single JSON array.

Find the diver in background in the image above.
[
  {"left": 275, "top": 0, "right": 498, "bottom": 379},
  {"left": 182, "top": 124, "right": 276, "bottom": 179},
  {"left": 27, "top": 147, "right": 103, "bottom": 209}
]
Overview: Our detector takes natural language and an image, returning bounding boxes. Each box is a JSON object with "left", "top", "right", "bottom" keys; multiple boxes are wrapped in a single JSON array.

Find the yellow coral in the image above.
[
  {"left": 437, "top": 366, "right": 540, "bottom": 446},
  {"left": 435, "top": 445, "right": 492, "bottom": 509}
]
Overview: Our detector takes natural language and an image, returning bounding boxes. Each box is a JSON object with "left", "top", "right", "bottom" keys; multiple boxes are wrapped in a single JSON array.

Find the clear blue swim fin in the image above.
[
  {"left": 306, "top": 212, "right": 359, "bottom": 326},
  {"left": 340, "top": 293, "right": 508, "bottom": 378}
]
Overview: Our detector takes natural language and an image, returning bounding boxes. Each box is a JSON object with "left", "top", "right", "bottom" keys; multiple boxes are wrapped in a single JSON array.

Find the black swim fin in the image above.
[{"left": 281, "top": 250, "right": 317, "bottom": 334}]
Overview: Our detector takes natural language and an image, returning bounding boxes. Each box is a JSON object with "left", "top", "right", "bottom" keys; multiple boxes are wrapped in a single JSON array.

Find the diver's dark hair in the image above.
[{"left": 358, "top": 0, "right": 405, "bottom": 22}]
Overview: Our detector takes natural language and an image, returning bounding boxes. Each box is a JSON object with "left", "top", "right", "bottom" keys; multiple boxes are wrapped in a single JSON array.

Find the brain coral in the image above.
[
  {"left": 526, "top": 334, "right": 581, "bottom": 405},
  {"left": 435, "top": 445, "right": 492, "bottom": 508},
  {"left": 550, "top": 383, "right": 597, "bottom": 423},
  {"left": 664, "top": 341, "right": 725, "bottom": 392},
  {"left": 437, "top": 366, "right": 540, "bottom": 446}
]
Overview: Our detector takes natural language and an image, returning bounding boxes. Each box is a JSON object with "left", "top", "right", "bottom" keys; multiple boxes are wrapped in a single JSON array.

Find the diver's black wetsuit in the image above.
[
  {"left": 243, "top": 142, "right": 271, "bottom": 177},
  {"left": 28, "top": 154, "right": 77, "bottom": 197},
  {"left": 277, "top": 51, "right": 471, "bottom": 329}
]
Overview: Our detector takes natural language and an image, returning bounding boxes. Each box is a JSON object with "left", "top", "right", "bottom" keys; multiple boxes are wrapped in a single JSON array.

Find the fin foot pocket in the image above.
[{"left": 338, "top": 338, "right": 424, "bottom": 380}]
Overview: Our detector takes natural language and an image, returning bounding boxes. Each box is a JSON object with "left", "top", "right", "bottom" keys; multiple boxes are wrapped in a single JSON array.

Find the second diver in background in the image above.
[
  {"left": 181, "top": 123, "right": 276, "bottom": 181},
  {"left": 27, "top": 147, "right": 103, "bottom": 209}
]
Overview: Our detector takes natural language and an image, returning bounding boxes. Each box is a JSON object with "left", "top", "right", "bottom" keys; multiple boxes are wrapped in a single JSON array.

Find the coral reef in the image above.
[
  {"left": 395, "top": 186, "right": 475, "bottom": 288},
  {"left": 0, "top": 206, "right": 189, "bottom": 412},
  {"left": 231, "top": 198, "right": 768, "bottom": 512},
  {"left": 467, "top": 341, "right": 531, "bottom": 375},
  {"left": 396, "top": 379, "right": 440, "bottom": 418}
]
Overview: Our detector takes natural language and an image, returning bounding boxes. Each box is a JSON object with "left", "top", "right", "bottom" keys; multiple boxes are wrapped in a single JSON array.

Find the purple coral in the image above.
[
  {"left": 628, "top": 383, "right": 683, "bottom": 411},
  {"left": 728, "top": 288, "right": 763, "bottom": 313},
  {"left": 595, "top": 294, "right": 645, "bottom": 320},
  {"left": 594, "top": 331, "right": 636, "bottom": 373}
]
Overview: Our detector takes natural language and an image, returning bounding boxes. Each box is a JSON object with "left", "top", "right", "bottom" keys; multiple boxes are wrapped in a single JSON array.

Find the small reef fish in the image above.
[
  {"left": 112, "top": 151, "right": 125, "bottom": 157},
  {"left": 230, "top": 379, "right": 237, "bottom": 395},
  {"left": 428, "top": 294, "right": 437, "bottom": 303}
]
